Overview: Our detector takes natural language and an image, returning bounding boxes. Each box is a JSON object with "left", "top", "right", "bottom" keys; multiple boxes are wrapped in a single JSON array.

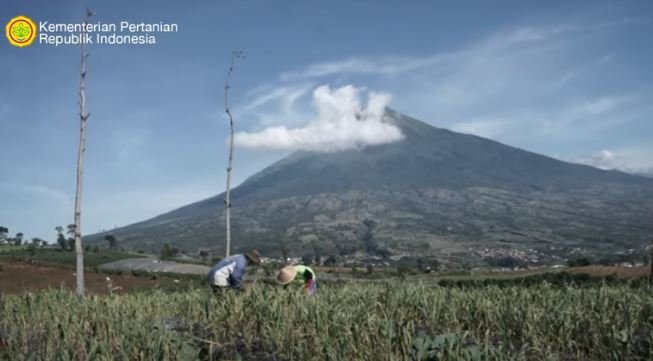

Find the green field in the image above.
[
  {"left": 0, "top": 246, "right": 27, "bottom": 253},
  {"left": 1, "top": 281, "right": 651, "bottom": 361}
]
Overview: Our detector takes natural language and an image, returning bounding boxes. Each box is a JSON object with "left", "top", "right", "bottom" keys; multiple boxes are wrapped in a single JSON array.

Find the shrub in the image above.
[{"left": 567, "top": 257, "right": 592, "bottom": 267}]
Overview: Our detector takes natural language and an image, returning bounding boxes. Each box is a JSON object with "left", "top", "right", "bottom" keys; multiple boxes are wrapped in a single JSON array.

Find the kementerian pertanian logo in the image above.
[{"left": 6, "top": 15, "right": 37, "bottom": 47}]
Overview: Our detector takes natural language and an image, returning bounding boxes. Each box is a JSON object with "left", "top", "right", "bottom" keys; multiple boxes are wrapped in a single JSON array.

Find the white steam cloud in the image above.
[
  {"left": 569, "top": 148, "right": 653, "bottom": 175},
  {"left": 234, "top": 85, "right": 404, "bottom": 152}
]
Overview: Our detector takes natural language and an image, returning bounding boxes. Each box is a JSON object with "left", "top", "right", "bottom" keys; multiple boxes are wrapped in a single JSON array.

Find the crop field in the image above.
[
  {"left": 0, "top": 246, "right": 25, "bottom": 254},
  {"left": 1, "top": 281, "right": 652, "bottom": 361}
]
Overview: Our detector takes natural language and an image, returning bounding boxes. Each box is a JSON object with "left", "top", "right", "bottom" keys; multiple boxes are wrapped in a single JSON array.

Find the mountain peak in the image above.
[{"left": 88, "top": 109, "right": 653, "bottom": 259}]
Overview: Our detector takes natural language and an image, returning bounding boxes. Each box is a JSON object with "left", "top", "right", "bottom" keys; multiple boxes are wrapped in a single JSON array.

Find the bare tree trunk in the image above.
[
  {"left": 649, "top": 225, "right": 653, "bottom": 288},
  {"left": 73, "top": 7, "right": 94, "bottom": 296},
  {"left": 649, "top": 244, "right": 653, "bottom": 288},
  {"left": 223, "top": 51, "right": 244, "bottom": 258},
  {"left": 647, "top": 215, "right": 653, "bottom": 288}
]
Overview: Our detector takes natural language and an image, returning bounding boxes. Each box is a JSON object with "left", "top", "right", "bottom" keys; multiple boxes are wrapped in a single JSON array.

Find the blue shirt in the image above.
[{"left": 207, "top": 254, "right": 247, "bottom": 288}]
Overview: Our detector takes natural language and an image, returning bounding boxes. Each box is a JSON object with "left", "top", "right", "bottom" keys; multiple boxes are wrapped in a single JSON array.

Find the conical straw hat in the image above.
[{"left": 276, "top": 265, "right": 297, "bottom": 285}]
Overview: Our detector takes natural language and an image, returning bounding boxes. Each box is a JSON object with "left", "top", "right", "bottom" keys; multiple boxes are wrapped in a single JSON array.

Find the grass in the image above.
[
  {"left": 0, "top": 245, "right": 27, "bottom": 253},
  {"left": 1, "top": 281, "right": 652, "bottom": 360}
]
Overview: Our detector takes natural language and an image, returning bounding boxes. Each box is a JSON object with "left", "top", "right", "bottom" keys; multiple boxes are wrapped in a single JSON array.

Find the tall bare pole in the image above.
[
  {"left": 649, "top": 217, "right": 653, "bottom": 288},
  {"left": 649, "top": 242, "right": 652, "bottom": 288},
  {"left": 73, "top": 6, "right": 94, "bottom": 296},
  {"left": 223, "top": 51, "right": 244, "bottom": 258}
]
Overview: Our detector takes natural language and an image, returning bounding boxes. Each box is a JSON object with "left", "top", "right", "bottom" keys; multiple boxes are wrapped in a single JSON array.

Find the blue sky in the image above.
[{"left": 1, "top": 0, "right": 652, "bottom": 242}]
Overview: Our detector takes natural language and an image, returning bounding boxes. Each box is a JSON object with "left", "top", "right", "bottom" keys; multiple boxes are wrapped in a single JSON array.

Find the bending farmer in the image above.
[
  {"left": 207, "top": 250, "right": 260, "bottom": 291},
  {"left": 276, "top": 265, "right": 317, "bottom": 295}
]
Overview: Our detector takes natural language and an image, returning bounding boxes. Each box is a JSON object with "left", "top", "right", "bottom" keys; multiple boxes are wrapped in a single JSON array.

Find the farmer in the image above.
[
  {"left": 207, "top": 250, "right": 260, "bottom": 292},
  {"left": 276, "top": 264, "right": 317, "bottom": 295}
]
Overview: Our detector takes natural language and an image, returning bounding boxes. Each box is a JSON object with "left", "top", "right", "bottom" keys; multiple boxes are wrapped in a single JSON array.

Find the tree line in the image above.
[
  {"left": 0, "top": 225, "right": 117, "bottom": 252},
  {"left": 0, "top": 226, "right": 46, "bottom": 247}
]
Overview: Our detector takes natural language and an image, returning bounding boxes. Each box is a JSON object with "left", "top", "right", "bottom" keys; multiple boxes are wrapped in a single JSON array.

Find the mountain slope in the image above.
[{"left": 87, "top": 109, "right": 653, "bottom": 259}]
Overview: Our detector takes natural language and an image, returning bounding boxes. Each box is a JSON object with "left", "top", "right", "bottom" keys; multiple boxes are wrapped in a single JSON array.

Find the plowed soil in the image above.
[{"left": 0, "top": 262, "right": 177, "bottom": 294}]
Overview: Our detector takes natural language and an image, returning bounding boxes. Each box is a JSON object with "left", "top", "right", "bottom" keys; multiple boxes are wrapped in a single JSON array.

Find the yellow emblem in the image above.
[{"left": 6, "top": 15, "right": 37, "bottom": 47}]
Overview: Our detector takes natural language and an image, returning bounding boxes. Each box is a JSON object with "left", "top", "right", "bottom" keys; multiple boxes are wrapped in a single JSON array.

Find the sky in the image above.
[{"left": 1, "top": 0, "right": 652, "bottom": 242}]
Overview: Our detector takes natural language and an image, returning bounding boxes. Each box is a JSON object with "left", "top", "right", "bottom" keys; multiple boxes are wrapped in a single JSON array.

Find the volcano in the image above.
[{"left": 87, "top": 109, "right": 653, "bottom": 259}]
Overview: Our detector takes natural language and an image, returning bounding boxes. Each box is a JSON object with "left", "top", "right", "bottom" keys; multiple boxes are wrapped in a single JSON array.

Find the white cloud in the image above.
[
  {"left": 572, "top": 149, "right": 618, "bottom": 170},
  {"left": 280, "top": 25, "right": 577, "bottom": 82},
  {"left": 448, "top": 94, "right": 635, "bottom": 140},
  {"left": 499, "top": 25, "right": 577, "bottom": 45},
  {"left": 576, "top": 96, "right": 630, "bottom": 115},
  {"left": 567, "top": 146, "right": 653, "bottom": 174},
  {"left": 538, "top": 95, "right": 637, "bottom": 136},
  {"left": 297, "top": 26, "right": 570, "bottom": 75},
  {"left": 549, "top": 70, "right": 579, "bottom": 90},
  {"left": 267, "top": 22, "right": 650, "bottom": 151},
  {"left": 272, "top": 25, "right": 582, "bottom": 138},
  {"left": 237, "top": 84, "right": 313, "bottom": 128},
  {"left": 242, "top": 84, "right": 311, "bottom": 112},
  {"left": 280, "top": 55, "right": 450, "bottom": 81},
  {"left": 234, "top": 85, "right": 403, "bottom": 152},
  {"left": 239, "top": 18, "right": 650, "bottom": 164}
]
